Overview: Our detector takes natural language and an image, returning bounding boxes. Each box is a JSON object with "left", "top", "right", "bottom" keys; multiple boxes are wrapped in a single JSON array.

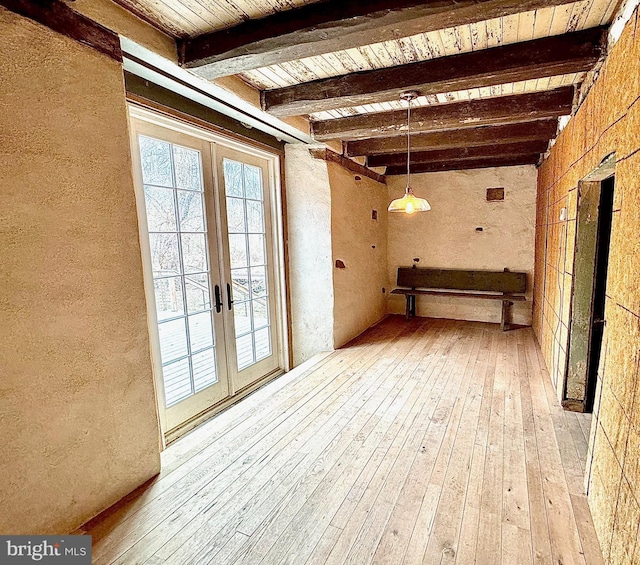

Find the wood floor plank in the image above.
[
  {"left": 475, "top": 330, "right": 508, "bottom": 565},
  {"left": 82, "top": 317, "right": 604, "bottom": 565},
  {"left": 516, "top": 336, "right": 554, "bottom": 565},
  {"left": 451, "top": 328, "right": 499, "bottom": 565},
  {"left": 524, "top": 332, "right": 587, "bottom": 565}
]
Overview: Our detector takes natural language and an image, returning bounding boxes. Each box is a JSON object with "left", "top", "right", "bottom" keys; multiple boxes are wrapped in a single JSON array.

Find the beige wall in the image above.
[
  {"left": 284, "top": 146, "right": 389, "bottom": 362},
  {"left": 533, "top": 7, "right": 640, "bottom": 564},
  {"left": 284, "top": 145, "right": 335, "bottom": 365},
  {"left": 72, "top": 0, "right": 176, "bottom": 61},
  {"left": 329, "top": 163, "right": 388, "bottom": 348},
  {"left": 0, "top": 9, "right": 160, "bottom": 534},
  {"left": 387, "top": 166, "right": 537, "bottom": 325}
]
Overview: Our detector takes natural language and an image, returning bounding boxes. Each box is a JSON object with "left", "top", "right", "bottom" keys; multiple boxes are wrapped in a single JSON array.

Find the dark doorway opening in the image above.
[{"left": 564, "top": 158, "right": 615, "bottom": 413}]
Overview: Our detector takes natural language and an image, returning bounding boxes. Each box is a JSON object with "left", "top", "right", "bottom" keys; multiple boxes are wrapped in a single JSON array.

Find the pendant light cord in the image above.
[{"left": 406, "top": 98, "right": 411, "bottom": 192}]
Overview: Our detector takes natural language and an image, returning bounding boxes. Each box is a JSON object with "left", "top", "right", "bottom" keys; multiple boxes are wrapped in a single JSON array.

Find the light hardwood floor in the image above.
[{"left": 82, "top": 316, "right": 604, "bottom": 565}]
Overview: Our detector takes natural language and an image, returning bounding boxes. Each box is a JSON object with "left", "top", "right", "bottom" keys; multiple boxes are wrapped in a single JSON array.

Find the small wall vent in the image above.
[{"left": 486, "top": 187, "right": 505, "bottom": 201}]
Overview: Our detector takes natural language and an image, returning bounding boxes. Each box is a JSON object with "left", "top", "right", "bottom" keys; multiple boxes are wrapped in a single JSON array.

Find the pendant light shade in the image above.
[
  {"left": 388, "top": 187, "right": 431, "bottom": 214},
  {"left": 388, "top": 91, "right": 431, "bottom": 214}
]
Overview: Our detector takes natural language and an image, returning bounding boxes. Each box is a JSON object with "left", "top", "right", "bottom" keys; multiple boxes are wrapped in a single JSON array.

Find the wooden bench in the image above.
[{"left": 391, "top": 267, "right": 527, "bottom": 331}]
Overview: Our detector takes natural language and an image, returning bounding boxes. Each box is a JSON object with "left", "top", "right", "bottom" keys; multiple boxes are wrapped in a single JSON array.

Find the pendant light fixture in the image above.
[{"left": 387, "top": 91, "right": 431, "bottom": 214}]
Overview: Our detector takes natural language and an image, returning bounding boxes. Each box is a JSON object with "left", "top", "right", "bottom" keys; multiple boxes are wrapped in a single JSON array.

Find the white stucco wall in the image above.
[
  {"left": 387, "top": 165, "right": 537, "bottom": 326},
  {"left": 284, "top": 145, "right": 334, "bottom": 365}
]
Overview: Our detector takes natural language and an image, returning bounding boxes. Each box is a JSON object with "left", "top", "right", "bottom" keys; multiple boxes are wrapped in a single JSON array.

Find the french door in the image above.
[
  {"left": 129, "top": 109, "right": 285, "bottom": 435},
  {"left": 215, "top": 146, "right": 280, "bottom": 392}
]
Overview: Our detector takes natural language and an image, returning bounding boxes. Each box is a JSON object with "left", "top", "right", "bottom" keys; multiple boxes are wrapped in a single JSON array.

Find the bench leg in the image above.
[
  {"left": 405, "top": 295, "right": 417, "bottom": 320},
  {"left": 501, "top": 299, "right": 510, "bottom": 331}
]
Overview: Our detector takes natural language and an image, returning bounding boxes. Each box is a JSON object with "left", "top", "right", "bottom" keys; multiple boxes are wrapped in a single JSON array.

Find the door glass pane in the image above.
[
  {"left": 185, "top": 273, "right": 211, "bottom": 313},
  {"left": 244, "top": 165, "right": 263, "bottom": 200},
  {"left": 173, "top": 145, "right": 202, "bottom": 191},
  {"left": 223, "top": 158, "right": 272, "bottom": 371},
  {"left": 149, "top": 233, "right": 180, "bottom": 277},
  {"left": 139, "top": 136, "right": 173, "bottom": 187},
  {"left": 154, "top": 276, "right": 184, "bottom": 321},
  {"left": 246, "top": 200, "right": 264, "bottom": 233},
  {"left": 193, "top": 349, "right": 217, "bottom": 391},
  {"left": 231, "top": 269, "right": 250, "bottom": 302},
  {"left": 252, "top": 298, "right": 269, "bottom": 330},
  {"left": 144, "top": 186, "right": 176, "bottom": 232},
  {"left": 226, "top": 198, "right": 246, "bottom": 233},
  {"left": 138, "top": 134, "right": 218, "bottom": 407},
  {"left": 163, "top": 358, "right": 192, "bottom": 406},
  {"left": 236, "top": 334, "right": 253, "bottom": 370},
  {"left": 255, "top": 328, "right": 270, "bottom": 362},
  {"left": 249, "top": 234, "right": 265, "bottom": 266},
  {"left": 223, "top": 160, "right": 243, "bottom": 197},
  {"left": 234, "top": 301, "right": 251, "bottom": 337},
  {"left": 250, "top": 267, "right": 267, "bottom": 298},
  {"left": 181, "top": 233, "right": 208, "bottom": 274},
  {"left": 228, "top": 233, "right": 248, "bottom": 268},
  {"left": 188, "top": 312, "right": 214, "bottom": 352},
  {"left": 158, "top": 318, "right": 188, "bottom": 364},
  {"left": 177, "top": 191, "right": 205, "bottom": 232}
]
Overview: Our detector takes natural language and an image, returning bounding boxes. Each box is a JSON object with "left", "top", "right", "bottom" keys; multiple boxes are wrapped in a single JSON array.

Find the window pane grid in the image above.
[
  {"left": 223, "top": 158, "right": 272, "bottom": 372},
  {"left": 155, "top": 310, "right": 212, "bottom": 325},
  {"left": 140, "top": 135, "right": 218, "bottom": 408}
]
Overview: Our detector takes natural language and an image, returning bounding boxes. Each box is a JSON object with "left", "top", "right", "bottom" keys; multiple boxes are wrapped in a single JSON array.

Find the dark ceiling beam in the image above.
[
  {"left": 385, "top": 154, "right": 540, "bottom": 174},
  {"left": 312, "top": 87, "right": 574, "bottom": 141},
  {"left": 366, "top": 140, "right": 549, "bottom": 167},
  {"left": 264, "top": 27, "right": 606, "bottom": 117},
  {"left": 179, "top": 0, "right": 579, "bottom": 79},
  {"left": 1, "top": 0, "right": 122, "bottom": 61},
  {"left": 345, "top": 120, "right": 558, "bottom": 156},
  {"left": 308, "top": 148, "right": 386, "bottom": 184}
]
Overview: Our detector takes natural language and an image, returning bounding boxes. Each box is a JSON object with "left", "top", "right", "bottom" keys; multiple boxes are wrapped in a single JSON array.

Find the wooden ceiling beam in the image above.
[
  {"left": 385, "top": 154, "right": 540, "bottom": 174},
  {"left": 179, "top": 0, "right": 579, "bottom": 79},
  {"left": 309, "top": 148, "right": 386, "bottom": 184},
  {"left": 312, "top": 87, "right": 574, "bottom": 141},
  {"left": 367, "top": 140, "right": 549, "bottom": 167},
  {"left": 264, "top": 27, "right": 605, "bottom": 117},
  {"left": 345, "top": 119, "right": 558, "bottom": 157},
  {"left": 1, "top": 0, "right": 122, "bottom": 61}
]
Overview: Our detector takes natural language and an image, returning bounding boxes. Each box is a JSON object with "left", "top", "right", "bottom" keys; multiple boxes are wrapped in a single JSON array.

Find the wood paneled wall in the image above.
[{"left": 533, "top": 7, "right": 640, "bottom": 564}]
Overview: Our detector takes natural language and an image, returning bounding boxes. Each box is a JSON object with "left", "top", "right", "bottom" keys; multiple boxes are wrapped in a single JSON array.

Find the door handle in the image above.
[
  {"left": 226, "top": 283, "right": 234, "bottom": 310},
  {"left": 214, "top": 284, "right": 223, "bottom": 313}
]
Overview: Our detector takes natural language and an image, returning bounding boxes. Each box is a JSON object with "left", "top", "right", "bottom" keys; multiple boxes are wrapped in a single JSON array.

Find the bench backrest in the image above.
[{"left": 397, "top": 267, "right": 526, "bottom": 294}]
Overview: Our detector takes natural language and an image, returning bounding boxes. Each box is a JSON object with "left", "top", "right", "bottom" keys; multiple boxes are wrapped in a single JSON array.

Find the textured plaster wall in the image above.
[
  {"left": 533, "top": 7, "right": 640, "bottom": 564},
  {"left": 387, "top": 166, "right": 537, "bottom": 326},
  {"left": 0, "top": 10, "right": 161, "bottom": 534},
  {"left": 72, "top": 0, "right": 177, "bottom": 60},
  {"left": 328, "top": 163, "right": 388, "bottom": 349},
  {"left": 284, "top": 145, "right": 334, "bottom": 365}
]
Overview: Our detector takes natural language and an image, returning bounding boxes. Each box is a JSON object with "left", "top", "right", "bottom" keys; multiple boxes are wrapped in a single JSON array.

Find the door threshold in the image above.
[{"left": 164, "top": 368, "right": 285, "bottom": 445}]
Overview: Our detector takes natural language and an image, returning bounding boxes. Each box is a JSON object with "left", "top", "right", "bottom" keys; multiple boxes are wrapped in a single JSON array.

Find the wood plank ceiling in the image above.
[{"left": 115, "top": 0, "right": 618, "bottom": 174}]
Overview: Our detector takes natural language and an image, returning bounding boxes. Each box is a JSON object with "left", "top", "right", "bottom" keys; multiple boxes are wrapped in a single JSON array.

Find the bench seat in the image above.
[
  {"left": 391, "top": 288, "right": 526, "bottom": 301},
  {"left": 392, "top": 267, "right": 527, "bottom": 330}
]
